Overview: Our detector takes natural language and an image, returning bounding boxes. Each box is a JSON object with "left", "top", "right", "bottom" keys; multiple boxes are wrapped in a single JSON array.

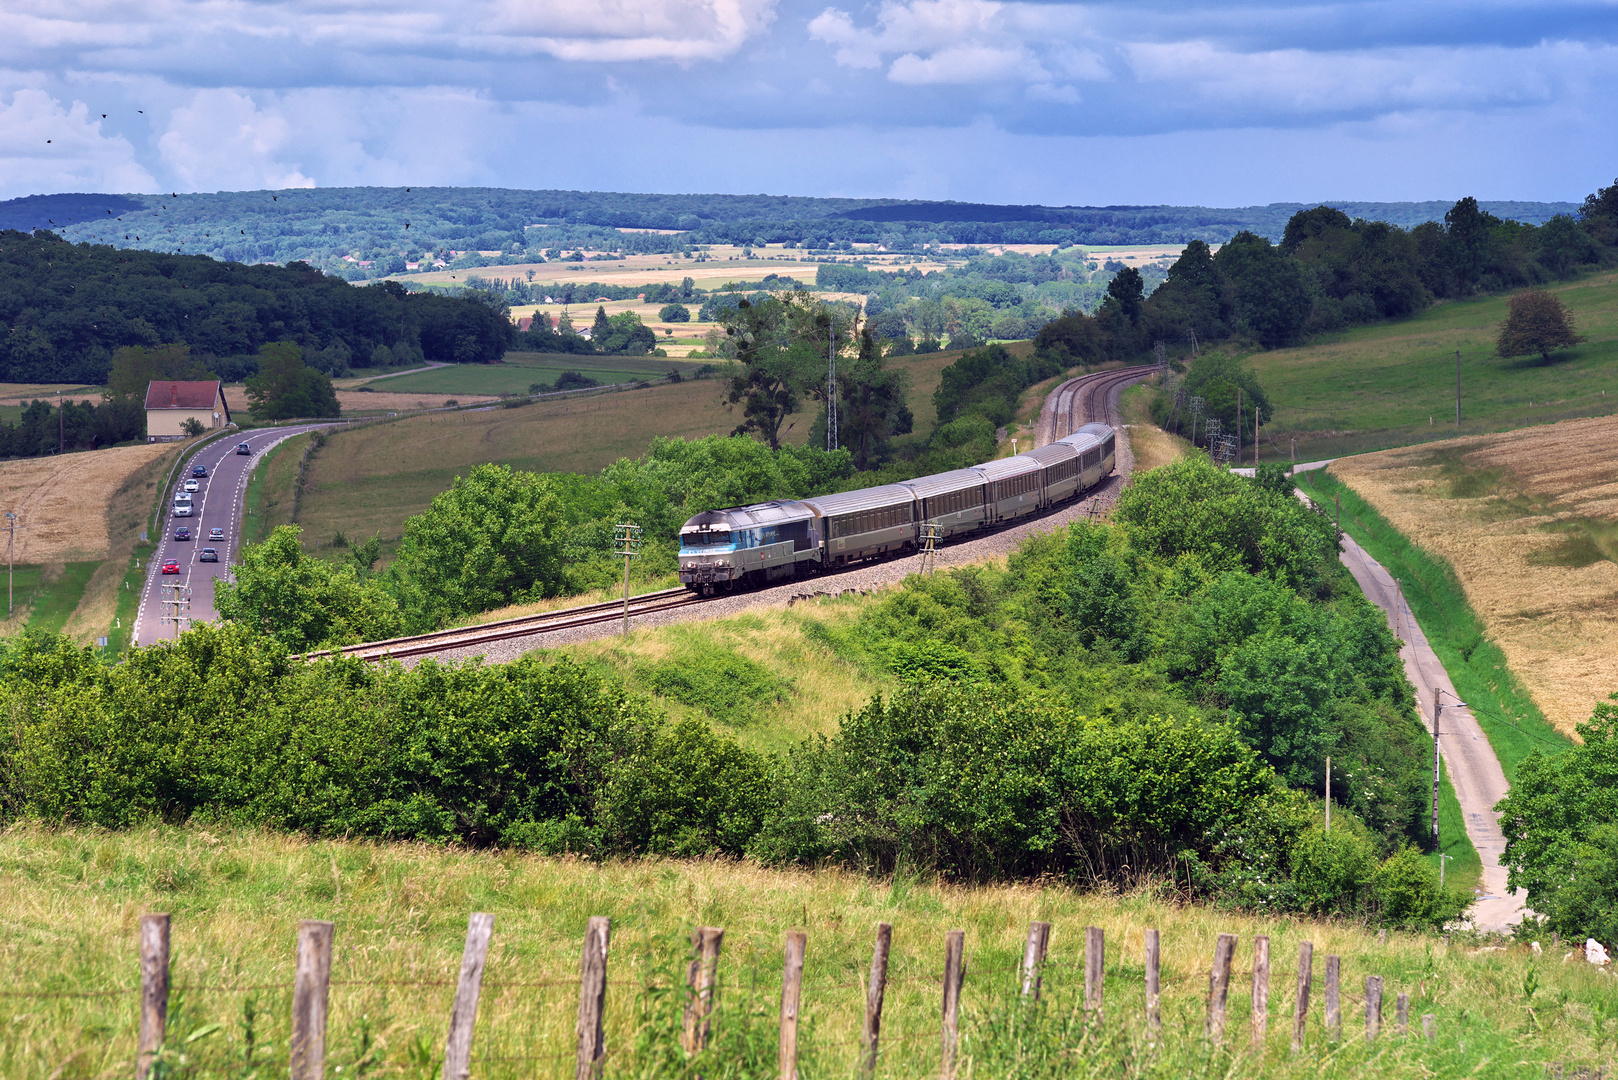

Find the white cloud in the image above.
[
  {"left": 0, "top": 85, "right": 155, "bottom": 197},
  {"left": 491, "top": 0, "right": 778, "bottom": 62},
  {"left": 809, "top": 0, "right": 1097, "bottom": 97},
  {"left": 157, "top": 90, "right": 315, "bottom": 191}
]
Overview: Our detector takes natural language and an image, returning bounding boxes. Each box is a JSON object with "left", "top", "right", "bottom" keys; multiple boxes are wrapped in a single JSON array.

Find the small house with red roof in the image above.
[{"left": 144, "top": 380, "right": 231, "bottom": 442}]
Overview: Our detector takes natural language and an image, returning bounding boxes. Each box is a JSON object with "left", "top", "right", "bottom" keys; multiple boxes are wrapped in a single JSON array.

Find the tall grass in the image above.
[
  {"left": 1301, "top": 468, "right": 1570, "bottom": 781},
  {"left": 2, "top": 824, "right": 1611, "bottom": 1079}
]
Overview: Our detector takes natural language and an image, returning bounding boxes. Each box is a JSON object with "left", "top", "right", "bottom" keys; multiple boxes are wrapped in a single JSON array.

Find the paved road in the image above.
[
  {"left": 132, "top": 424, "right": 334, "bottom": 646},
  {"left": 1295, "top": 487, "right": 1525, "bottom": 931}
]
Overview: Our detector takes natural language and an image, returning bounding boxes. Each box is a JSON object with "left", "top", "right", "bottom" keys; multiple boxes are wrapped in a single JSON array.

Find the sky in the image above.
[{"left": 1, "top": 0, "right": 1615, "bottom": 207}]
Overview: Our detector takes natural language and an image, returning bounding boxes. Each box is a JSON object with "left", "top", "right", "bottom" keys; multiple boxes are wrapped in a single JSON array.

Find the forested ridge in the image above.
[
  {"left": 1, "top": 186, "right": 1577, "bottom": 274},
  {"left": 0, "top": 229, "right": 512, "bottom": 384}
]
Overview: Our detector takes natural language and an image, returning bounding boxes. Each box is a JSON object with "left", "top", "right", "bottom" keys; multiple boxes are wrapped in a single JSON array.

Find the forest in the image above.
[{"left": 0, "top": 230, "right": 513, "bottom": 384}]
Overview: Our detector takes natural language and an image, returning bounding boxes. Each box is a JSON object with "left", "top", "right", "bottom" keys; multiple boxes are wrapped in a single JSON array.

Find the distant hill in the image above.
[{"left": 0, "top": 188, "right": 1580, "bottom": 273}]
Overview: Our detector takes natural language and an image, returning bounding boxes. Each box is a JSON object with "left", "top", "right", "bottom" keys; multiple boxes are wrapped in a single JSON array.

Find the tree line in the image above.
[
  {"left": 0, "top": 230, "right": 514, "bottom": 385},
  {"left": 1033, "top": 183, "right": 1618, "bottom": 366}
]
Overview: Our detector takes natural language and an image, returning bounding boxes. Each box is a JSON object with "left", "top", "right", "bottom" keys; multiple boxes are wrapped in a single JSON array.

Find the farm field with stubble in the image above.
[
  {"left": 1250, "top": 271, "right": 1618, "bottom": 462},
  {"left": 1322, "top": 413, "right": 1618, "bottom": 739},
  {"left": 4, "top": 822, "right": 1613, "bottom": 1080}
]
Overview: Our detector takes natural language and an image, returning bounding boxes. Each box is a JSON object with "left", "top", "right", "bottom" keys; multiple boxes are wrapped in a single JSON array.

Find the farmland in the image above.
[
  {"left": 1319, "top": 413, "right": 1618, "bottom": 740},
  {"left": 367, "top": 352, "right": 707, "bottom": 397},
  {"left": 1250, "top": 271, "right": 1618, "bottom": 462},
  {"left": 286, "top": 346, "right": 976, "bottom": 548}
]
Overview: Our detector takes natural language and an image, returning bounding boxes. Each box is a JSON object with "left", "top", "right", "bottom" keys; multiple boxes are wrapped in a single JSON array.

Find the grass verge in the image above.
[
  {"left": 21, "top": 560, "right": 99, "bottom": 636},
  {"left": 241, "top": 434, "right": 309, "bottom": 544},
  {"left": 1300, "top": 467, "right": 1570, "bottom": 781},
  {"left": 4, "top": 823, "right": 1611, "bottom": 1080}
]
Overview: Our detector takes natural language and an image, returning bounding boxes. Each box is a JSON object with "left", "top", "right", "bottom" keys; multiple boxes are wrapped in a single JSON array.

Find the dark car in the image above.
[
  {"left": 161, "top": 560, "right": 180, "bottom": 574},
  {"left": 191, "top": 464, "right": 208, "bottom": 478},
  {"left": 199, "top": 547, "right": 219, "bottom": 563},
  {"left": 236, "top": 442, "right": 252, "bottom": 455},
  {"left": 174, "top": 526, "right": 190, "bottom": 541}
]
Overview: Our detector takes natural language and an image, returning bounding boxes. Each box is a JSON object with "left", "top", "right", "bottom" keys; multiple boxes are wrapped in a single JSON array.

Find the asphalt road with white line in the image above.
[{"left": 132, "top": 424, "right": 334, "bottom": 646}]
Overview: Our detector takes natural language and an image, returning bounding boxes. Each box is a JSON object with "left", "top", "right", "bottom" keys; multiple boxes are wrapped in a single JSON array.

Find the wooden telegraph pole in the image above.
[
  {"left": 4, "top": 511, "right": 19, "bottom": 617},
  {"left": 1456, "top": 349, "right": 1462, "bottom": 426}
]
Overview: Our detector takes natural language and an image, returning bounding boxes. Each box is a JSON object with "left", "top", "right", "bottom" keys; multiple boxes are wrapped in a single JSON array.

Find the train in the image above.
[{"left": 677, "top": 423, "right": 1117, "bottom": 593}]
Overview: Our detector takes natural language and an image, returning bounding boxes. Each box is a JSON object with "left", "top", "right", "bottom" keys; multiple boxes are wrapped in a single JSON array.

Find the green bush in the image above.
[
  {"left": 1373, "top": 844, "right": 1469, "bottom": 928},
  {"left": 1291, "top": 826, "right": 1377, "bottom": 915}
]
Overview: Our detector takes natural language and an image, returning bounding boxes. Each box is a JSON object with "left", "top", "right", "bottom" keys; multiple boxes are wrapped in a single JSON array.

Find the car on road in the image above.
[
  {"left": 183, "top": 479, "right": 200, "bottom": 492},
  {"left": 191, "top": 465, "right": 208, "bottom": 478},
  {"left": 161, "top": 560, "right": 180, "bottom": 574},
  {"left": 200, "top": 547, "right": 219, "bottom": 563},
  {"left": 236, "top": 442, "right": 252, "bottom": 455},
  {"left": 173, "top": 492, "right": 192, "bottom": 516},
  {"left": 174, "top": 526, "right": 190, "bottom": 541},
  {"left": 208, "top": 527, "right": 225, "bottom": 541}
]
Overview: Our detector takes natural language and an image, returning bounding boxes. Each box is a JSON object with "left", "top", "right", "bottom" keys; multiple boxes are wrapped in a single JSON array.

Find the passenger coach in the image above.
[{"left": 676, "top": 425, "right": 1118, "bottom": 593}]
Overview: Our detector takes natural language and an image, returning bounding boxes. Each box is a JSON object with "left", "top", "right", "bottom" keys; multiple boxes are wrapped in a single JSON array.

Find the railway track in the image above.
[
  {"left": 315, "top": 587, "right": 707, "bottom": 662},
  {"left": 1037, "top": 364, "right": 1157, "bottom": 445},
  {"left": 326, "top": 366, "right": 1159, "bottom": 665}
]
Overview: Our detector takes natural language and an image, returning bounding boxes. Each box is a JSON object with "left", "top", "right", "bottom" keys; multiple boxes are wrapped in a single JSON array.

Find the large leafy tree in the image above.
[
  {"left": 106, "top": 343, "right": 209, "bottom": 399},
  {"left": 720, "top": 292, "right": 829, "bottom": 449},
  {"left": 1496, "top": 288, "right": 1584, "bottom": 363},
  {"left": 387, "top": 463, "right": 566, "bottom": 630},
  {"left": 215, "top": 525, "right": 402, "bottom": 650},
  {"left": 244, "top": 341, "right": 340, "bottom": 420},
  {"left": 818, "top": 331, "right": 912, "bottom": 469},
  {"left": 1497, "top": 695, "right": 1618, "bottom": 942},
  {"left": 1213, "top": 231, "right": 1313, "bottom": 348}
]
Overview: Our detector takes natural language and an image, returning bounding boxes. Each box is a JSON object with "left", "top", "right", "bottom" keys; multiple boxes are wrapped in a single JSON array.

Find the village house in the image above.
[{"left": 145, "top": 380, "right": 231, "bottom": 442}]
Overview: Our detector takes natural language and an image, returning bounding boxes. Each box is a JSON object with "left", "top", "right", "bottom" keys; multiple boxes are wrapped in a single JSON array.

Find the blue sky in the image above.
[{"left": 1, "top": 0, "right": 1615, "bottom": 205}]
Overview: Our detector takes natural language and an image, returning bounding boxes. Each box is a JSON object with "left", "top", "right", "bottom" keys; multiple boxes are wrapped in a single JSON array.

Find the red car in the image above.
[{"left": 161, "top": 560, "right": 181, "bottom": 575}]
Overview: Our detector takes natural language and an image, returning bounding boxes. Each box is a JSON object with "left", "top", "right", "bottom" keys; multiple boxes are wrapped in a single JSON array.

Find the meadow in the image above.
[
  {"left": 1250, "top": 271, "right": 1618, "bottom": 462},
  {"left": 1309, "top": 415, "right": 1618, "bottom": 741},
  {"left": 370, "top": 353, "right": 707, "bottom": 397},
  {"left": 3, "top": 823, "right": 1611, "bottom": 1080}
]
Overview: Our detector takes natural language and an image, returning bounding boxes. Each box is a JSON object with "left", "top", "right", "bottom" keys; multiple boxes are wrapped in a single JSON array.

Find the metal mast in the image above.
[{"left": 827, "top": 317, "right": 839, "bottom": 452}]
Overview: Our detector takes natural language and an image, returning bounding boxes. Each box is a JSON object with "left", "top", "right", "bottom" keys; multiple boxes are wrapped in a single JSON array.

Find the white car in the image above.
[{"left": 183, "top": 479, "right": 200, "bottom": 492}]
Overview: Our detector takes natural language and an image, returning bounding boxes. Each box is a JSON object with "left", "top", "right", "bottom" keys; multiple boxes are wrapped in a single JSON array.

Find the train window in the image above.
[{"left": 683, "top": 530, "right": 730, "bottom": 547}]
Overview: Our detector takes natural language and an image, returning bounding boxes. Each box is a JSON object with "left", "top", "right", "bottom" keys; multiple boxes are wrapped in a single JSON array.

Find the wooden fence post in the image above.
[
  {"left": 1251, "top": 935, "right": 1269, "bottom": 1051},
  {"left": 682, "top": 928, "right": 725, "bottom": 1055},
  {"left": 1084, "top": 927, "right": 1105, "bottom": 1019},
  {"left": 1365, "top": 976, "right": 1382, "bottom": 1043},
  {"left": 779, "top": 932, "right": 806, "bottom": 1080},
  {"left": 1144, "top": 930, "right": 1161, "bottom": 1037},
  {"left": 941, "top": 930, "right": 965, "bottom": 1080},
  {"left": 574, "top": 916, "right": 611, "bottom": 1080},
  {"left": 1291, "top": 942, "right": 1313, "bottom": 1053},
  {"left": 1324, "top": 955, "right": 1341, "bottom": 1042},
  {"left": 443, "top": 913, "right": 495, "bottom": 1080},
  {"left": 136, "top": 913, "right": 170, "bottom": 1080},
  {"left": 1206, "top": 933, "right": 1236, "bottom": 1043},
  {"left": 1396, "top": 993, "right": 1409, "bottom": 1037},
  {"left": 290, "top": 920, "right": 335, "bottom": 1080},
  {"left": 1020, "top": 921, "right": 1051, "bottom": 1001},
  {"left": 862, "top": 923, "right": 892, "bottom": 1077},
  {"left": 1422, "top": 1014, "right": 1437, "bottom": 1042}
]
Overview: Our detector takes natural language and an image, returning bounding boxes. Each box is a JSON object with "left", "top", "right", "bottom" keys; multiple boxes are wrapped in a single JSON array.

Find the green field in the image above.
[
  {"left": 369, "top": 353, "right": 707, "bottom": 396},
  {"left": 6, "top": 822, "right": 1613, "bottom": 1080},
  {"left": 1250, "top": 271, "right": 1618, "bottom": 461}
]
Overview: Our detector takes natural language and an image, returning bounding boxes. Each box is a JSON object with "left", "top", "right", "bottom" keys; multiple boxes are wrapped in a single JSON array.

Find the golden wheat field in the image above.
[
  {"left": 1332, "top": 414, "right": 1618, "bottom": 737},
  {"left": 0, "top": 443, "right": 173, "bottom": 563}
]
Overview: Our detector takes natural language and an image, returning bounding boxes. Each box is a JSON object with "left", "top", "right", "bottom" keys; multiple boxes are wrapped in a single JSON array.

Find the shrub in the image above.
[
  {"left": 642, "top": 647, "right": 793, "bottom": 725},
  {"left": 1291, "top": 826, "right": 1377, "bottom": 915},
  {"left": 1373, "top": 844, "right": 1469, "bottom": 928}
]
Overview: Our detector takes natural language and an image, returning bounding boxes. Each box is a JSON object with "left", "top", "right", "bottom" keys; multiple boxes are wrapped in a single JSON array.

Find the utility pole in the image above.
[
  {"left": 1237, "top": 388, "right": 1243, "bottom": 467},
  {"left": 1324, "top": 756, "right": 1331, "bottom": 833},
  {"left": 1431, "top": 688, "right": 1442, "bottom": 845},
  {"left": 1455, "top": 349, "right": 1461, "bottom": 426},
  {"left": 827, "top": 315, "right": 839, "bottom": 452},
  {"left": 58, "top": 391, "right": 64, "bottom": 454},
  {"left": 4, "top": 511, "right": 17, "bottom": 616},
  {"left": 919, "top": 520, "right": 942, "bottom": 575},
  {"left": 613, "top": 522, "right": 642, "bottom": 638}
]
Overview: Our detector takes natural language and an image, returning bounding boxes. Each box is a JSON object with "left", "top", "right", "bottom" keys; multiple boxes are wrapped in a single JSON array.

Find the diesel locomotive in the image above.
[{"left": 677, "top": 423, "right": 1116, "bottom": 592}]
